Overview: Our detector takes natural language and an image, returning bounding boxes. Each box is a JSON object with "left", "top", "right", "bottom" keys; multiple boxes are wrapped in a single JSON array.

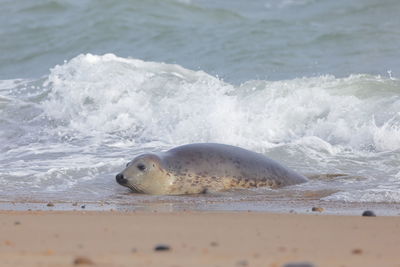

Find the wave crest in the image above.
[{"left": 42, "top": 54, "right": 400, "bottom": 152}]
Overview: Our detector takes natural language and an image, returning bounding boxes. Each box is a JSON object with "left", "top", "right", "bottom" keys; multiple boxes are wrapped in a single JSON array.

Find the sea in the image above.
[{"left": 1, "top": 0, "right": 400, "bottom": 214}]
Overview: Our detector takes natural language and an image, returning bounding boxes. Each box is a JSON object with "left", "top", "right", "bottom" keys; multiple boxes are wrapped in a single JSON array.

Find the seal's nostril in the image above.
[{"left": 116, "top": 173, "right": 127, "bottom": 185}]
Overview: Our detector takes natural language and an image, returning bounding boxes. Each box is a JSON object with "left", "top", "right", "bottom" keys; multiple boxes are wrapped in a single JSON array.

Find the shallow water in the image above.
[{"left": 1, "top": 0, "right": 400, "bottom": 212}]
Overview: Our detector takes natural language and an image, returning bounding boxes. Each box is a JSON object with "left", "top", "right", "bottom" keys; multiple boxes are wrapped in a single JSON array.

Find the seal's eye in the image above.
[{"left": 137, "top": 164, "right": 146, "bottom": 171}]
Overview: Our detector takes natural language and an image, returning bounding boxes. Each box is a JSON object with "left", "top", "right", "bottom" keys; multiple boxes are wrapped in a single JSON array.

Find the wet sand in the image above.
[{"left": 1, "top": 210, "right": 399, "bottom": 267}]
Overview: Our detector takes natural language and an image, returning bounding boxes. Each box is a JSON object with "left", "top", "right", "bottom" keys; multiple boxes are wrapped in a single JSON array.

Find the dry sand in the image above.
[{"left": 0, "top": 210, "right": 399, "bottom": 267}]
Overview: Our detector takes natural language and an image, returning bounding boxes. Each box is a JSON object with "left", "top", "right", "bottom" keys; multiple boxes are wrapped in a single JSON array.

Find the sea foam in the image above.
[{"left": 42, "top": 54, "right": 400, "bottom": 153}]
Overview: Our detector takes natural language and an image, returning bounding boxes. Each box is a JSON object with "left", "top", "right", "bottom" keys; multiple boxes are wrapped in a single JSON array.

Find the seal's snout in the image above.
[{"left": 116, "top": 173, "right": 127, "bottom": 185}]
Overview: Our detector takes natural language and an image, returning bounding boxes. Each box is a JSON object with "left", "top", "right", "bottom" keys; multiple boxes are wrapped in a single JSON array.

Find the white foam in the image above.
[
  {"left": 323, "top": 188, "right": 400, "bottom": 203},
  {"left": 42, "top": 53, "right": 236, "bottom": 145},
  {"left": 42, "top": 54, "right": 400, "bottom": 154},
  {"left": 0, "top": 79, "right": 28, "bottom": 90},
  {"left": 372, "top": 115, "right": 400, "bottom": 151}
]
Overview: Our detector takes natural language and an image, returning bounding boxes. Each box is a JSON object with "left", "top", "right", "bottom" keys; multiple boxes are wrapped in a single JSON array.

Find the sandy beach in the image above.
[{"left": 1, "top": 210, "right": 399, "bottom": 267}]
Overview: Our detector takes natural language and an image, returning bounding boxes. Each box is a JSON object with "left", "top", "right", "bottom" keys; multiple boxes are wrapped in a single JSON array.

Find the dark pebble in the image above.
[
  {"left": 14, "top": 221, "right": 21, "bottom": 225},
  {"left": 154, "top": 244, "right": 171, "bottom": 251},
  {"left": 362, "top": 210, "right": 376, "bottom": 217},
  {"left": 283, "top": 262, "right": 315, "bottom": 267},
  {"left": 47, "top": 202, "right": 54, "bottom": 207},
  {"left": 210, "top": 241, "right": 219, "bottom": 247},
  {"left": 81, "top": 205, "right": 86, "bottom": 209},
  {"left": 73, "top": 256, "right": 94, "bottom": 265},
  {"left": 236, "top": 260, "right": 249, "bottom": 266},
  {"left": 311, "top": 207, "right": 324, "bottom": 212}
]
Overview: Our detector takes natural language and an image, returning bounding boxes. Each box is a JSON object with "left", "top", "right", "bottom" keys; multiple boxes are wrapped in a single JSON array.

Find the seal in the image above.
[{"left": 116, "top": 143, "right": 308, "bottom": 195}]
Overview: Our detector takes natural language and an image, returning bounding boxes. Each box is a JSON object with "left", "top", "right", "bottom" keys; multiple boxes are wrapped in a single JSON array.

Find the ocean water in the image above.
[{"left": 1, "top": 0, "right": 400, "bottom": 212}]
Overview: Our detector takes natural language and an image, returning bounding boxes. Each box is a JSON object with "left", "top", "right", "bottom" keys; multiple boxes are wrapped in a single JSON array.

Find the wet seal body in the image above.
[{"left": 116, "top": 143, "right": 308, "bottom": 195}]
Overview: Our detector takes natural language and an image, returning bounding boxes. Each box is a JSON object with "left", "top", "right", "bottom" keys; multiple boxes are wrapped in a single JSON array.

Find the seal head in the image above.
[{"left": 116, "top": 153, "right": 174, "bottom": 195}]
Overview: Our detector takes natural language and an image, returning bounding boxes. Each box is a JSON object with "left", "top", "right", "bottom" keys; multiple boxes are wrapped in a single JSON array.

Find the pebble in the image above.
[
  {"left": 4, "top": 240, "right": 14, "bottom": 246},
  {"left": 236, "top": 260, "right": 249, "bottom": 266},
  {"left": 73, "top": 256, "right": 94, "bottom": 265},
  {"left": 210, "top": 241, "right": 219, "bottom": 247},
  {"left": 14, "top": 221, "right": 21, "bottom": 225},
  {"left": 352, "top": 248, "right": 363, "bottom": 254},
  {"left": 47, "top": 202, "right": 54, "bottom": 207},
  {"left": 44, "top": 249, "right": 55, "bottom": 256},
  {"left": 362, "top": 210, "right": 376, "bottom": 217},
  {"left": 81, "top": 205, "right": 86, "bottom": 209},
  {"left": 154, "top": 244, "right": 171, "bottom": 251},
  {"left": 311, "top": 207, "right": 324, "bottom": 212}
]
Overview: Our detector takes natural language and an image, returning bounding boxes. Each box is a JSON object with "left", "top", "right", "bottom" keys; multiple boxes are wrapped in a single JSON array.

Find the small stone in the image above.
[
  {"left": 352, "top": 248, "right": 363, "bottom": 254},
  {"left": 47, "top": 202, "right": 54, "bottom": 207},
  {"left": 283, "top": 262, "right": 315, "bottom": 267},
  {"left": 210, "top": 241, "right": 219, "bottom": 247},
  {"left": 73, "top": 256, "right": 94, "bottom": 265},
  {"left": 14, "top": 221, "right": 21, "bottom": 225},
  {"left": 362, "top": 210, "right": 376, "bottom": 217},
  {"left": 131, "top": 248, "right": 137, "bottom": 253},
  {"left": 236, "top": 260, "right": 249, "bottom": 266},
  {"left": 44, "top": 249, "right": 55, "bottom": 255},
  {"left": 4, "top": 240, "right": 14, "bottom": 246},
  {"left": 81, "top": 205, "right": 86, "bottom": 209},
  {"left": 311, "top": 207, "right": 324, "bottom": 212},
  {"left": 154, "top": 244, "right": 171, "bottom": 251}
]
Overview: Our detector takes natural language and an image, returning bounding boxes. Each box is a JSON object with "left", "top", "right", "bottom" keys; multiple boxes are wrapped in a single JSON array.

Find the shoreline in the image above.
[
  {"left": 1, "top": 210, "right": 400, "bottom": 267},
  {"left": 1, "top": 199, "right": 400, "bottom": 216}
]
